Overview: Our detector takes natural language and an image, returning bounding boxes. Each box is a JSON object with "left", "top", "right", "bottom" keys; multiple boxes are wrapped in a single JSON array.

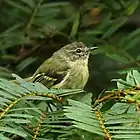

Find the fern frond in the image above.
[
  {"left": 0, "top": 74, "right": 84, "bottom": 139},
  {"left": 64, "top": 70, "right": 140, "bottom": 140},
  {"left": 64, "top": 99, "right": 140, "bottom": 140}
]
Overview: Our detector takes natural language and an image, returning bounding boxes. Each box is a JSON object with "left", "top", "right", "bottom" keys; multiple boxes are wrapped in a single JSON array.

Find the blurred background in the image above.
[{"left": 0, "top": 0, "right": 140, "bottom": 98}]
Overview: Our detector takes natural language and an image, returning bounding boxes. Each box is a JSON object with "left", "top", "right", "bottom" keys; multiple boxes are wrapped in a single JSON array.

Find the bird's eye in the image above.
[{"left": 76, "top": 48, "right": 82, "bottom": 53}]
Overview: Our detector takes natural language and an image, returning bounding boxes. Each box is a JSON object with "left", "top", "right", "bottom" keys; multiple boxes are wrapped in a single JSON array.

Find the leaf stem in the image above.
[{"left": 25, "top": 0, "right": 44, "bottom": 32}]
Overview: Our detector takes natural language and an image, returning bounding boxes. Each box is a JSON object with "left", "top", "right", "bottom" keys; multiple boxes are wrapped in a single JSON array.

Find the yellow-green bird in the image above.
[{"left": 15, "top": 42, "right": 97, "bottom": 89}]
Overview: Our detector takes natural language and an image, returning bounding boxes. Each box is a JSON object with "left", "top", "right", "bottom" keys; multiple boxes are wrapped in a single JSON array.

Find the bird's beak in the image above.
[{"left": 90, "top": 47, "right": 98, "bottom": 51}]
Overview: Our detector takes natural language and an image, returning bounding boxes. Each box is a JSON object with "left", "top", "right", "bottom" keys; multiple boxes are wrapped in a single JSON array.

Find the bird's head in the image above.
[{"left": 57, "top": 42, "right": 97, "bottom": 62}]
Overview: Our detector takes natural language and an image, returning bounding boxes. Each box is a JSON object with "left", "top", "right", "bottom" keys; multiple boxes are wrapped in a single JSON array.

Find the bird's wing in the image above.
[{"left": 32, "top": 57, "right": 70, "bottom": 88}]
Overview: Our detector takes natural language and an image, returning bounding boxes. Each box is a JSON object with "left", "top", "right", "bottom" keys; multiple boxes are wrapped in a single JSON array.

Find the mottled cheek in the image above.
[{"left": 75, "top": 55, "right": 80, "bottom": 60}]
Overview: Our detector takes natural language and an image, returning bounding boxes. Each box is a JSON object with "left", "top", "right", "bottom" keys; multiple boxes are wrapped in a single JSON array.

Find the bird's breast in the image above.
[{"left": 56, "top": 59, "right": 89, "bottom": 89}]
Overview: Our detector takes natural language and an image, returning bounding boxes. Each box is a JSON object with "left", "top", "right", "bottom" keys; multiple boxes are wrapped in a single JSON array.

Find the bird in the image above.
[{"left": 29, "top": 41, "right": 97, "bottom": 89}]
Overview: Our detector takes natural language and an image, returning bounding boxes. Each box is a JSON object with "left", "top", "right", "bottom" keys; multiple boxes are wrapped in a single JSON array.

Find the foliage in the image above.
[
  {"left": 0, "top": 0, "right": 140, "bottom": 139},
  {"left": 65, "top": 70, "right": 140, "bottom": 140},
  {"left": 0, "top": 69, "right": 140, "bottom": 140}
]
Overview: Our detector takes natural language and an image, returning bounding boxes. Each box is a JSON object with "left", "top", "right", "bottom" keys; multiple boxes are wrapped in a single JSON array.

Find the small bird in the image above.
[{"left": 30, "top": 41, "right": 97, "bottom": 89}]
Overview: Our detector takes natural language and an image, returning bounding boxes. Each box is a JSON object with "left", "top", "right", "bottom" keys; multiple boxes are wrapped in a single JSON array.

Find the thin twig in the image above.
[{"left": 25, "top": 0, "right": 44, "bottom": 32}]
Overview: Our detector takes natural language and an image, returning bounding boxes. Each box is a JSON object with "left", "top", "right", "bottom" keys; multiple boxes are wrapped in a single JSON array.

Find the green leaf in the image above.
[
  {"left": 20, "top": 0, "right": 36, "bottom": 8},
  {"left": 114, "top": 78, "right": 134, "bottom": 88},
  {"left": 16, "top": 57, "right": 38, "bottom": 72},
  {"left": 106, "top": 53, "right": 129, "bottom": 63},
  {"left": 132, "top": 70, "right": 140, "bottom": 84},
  {"left": 117, "top": 80, "right": 125, "bottom": 89},
  {"left": 70, "top": 12, "right": 80, "bottom": 38},
  {"left": 5, "top": 0, "right": 31, "bottom": 13},
  {"left": 74, "top": 122, "right": 105, "bottom": 136},
  {"left": 0, "top": 67, "right": 12, "bottom": 79},
  {"left": 101, "top": 17, "right": 128, "bottom": 39},
  {"left": 119, "top": 28, "right": 140, "bottom": 50},
  {"left": 96, "top": 13, "right": 112, "bottom": 32},
  {"left": 5, "top": 113, "right": 33, "bottom": 118},
  {"left": 64, "top": 100, "right": 105, "bottom": 136},
  {"left": 125, "top": 0, "right": 139, "bottom": 16},
  {"left": 2, "top": 118, "right": 30, "bottom": 124},
  {"left": 40, "top": 2, "right": 69, "bottom": 8},
  {"left": 112, "top": 134, "right": 140, "bottom": 139},
  {"left": 0, "top": 134, "right": 10, "bottom": 140},
  {"left": 0, "top": 127, "right": 27, "bottom": 138},
  {"left": 126, "top": 70, "right": 136, "bottom": 86}
]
